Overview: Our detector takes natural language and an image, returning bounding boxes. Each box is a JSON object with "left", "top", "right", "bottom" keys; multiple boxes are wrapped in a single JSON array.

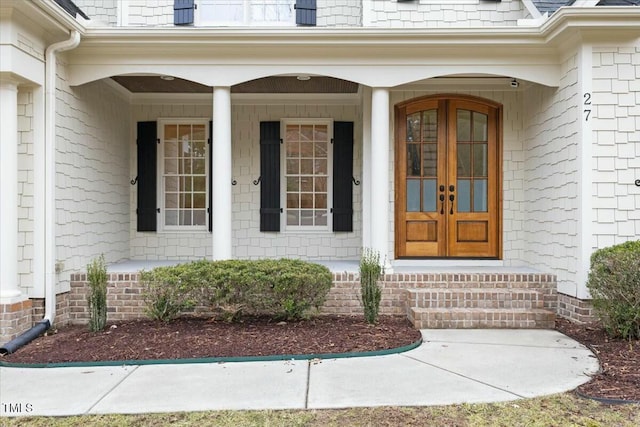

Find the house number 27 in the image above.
[{"left": 583, "top": 93, "right": 591, "bottom": 121}]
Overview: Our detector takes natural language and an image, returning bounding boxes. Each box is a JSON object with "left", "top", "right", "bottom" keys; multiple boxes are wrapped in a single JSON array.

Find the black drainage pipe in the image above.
[{"left": 0, "top": 320, "right": 50, "bottom": 355}]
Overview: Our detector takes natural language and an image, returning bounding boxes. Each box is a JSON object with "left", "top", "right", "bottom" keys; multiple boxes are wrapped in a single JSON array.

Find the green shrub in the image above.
[
  {"left": 359, "top": 248, "right": 384, "bottom": 324},
  {"left": 87, "top": 255, "right": 108, "bottom": 332},
  {"left": 140, "top": 263, "right": 199, "bottom": 322},
  {"left": 586, "top": 240, "right": 640, "bottom": 340},
  {"left": 140, "top": 259, "right": 333, "bottom": 322}
]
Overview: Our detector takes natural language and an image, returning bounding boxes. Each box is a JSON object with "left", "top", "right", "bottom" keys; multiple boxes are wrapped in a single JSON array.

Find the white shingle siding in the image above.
[
  {"left": 522, "top": 53, "right": 580, "bottom": 297},
  {"left": 74, "top": 0, "right": 118, "bottom": 25},
  {"left": 17, "top": 88, "right": 34, "bottom": 296},
  {"left": 364, "top": 0, "right": 531, "bottom": 28},
  {"left": 592, "top": 45, "right": 640, "bottom": 249},
  {"left": 102, "top": 0, "right": 529, "bottom": 28},
  {"left": 129, "top": 102, "right": 362, "bottom": 260},
  {"left": 317, "top": 1, "right": 362, "bottom": 27},
  {"left": 54, "top": 61, "right": 131, "bottom": 293},
  {"left": 127, "top": 0, "right": 174, "bottom": 26}
]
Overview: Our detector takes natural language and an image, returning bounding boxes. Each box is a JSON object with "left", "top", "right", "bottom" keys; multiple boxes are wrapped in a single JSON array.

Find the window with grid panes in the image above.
[
  {"left": 283, "top": 120, "right": 332, "bottom": 230},
  {"left": 159, "top": 120, "right": 209, "bottom": 231},
  {"left": 198, "top": 0, "right": 295, "bottom": 26}
]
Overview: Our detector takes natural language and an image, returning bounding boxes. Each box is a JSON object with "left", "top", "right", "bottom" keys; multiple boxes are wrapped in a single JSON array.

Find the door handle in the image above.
[
  {"left": 439, "top": 194, "right": 445, "bottom": 214},
  {"left": 449, "top": 194, "right": 455, "bottom": 215}
]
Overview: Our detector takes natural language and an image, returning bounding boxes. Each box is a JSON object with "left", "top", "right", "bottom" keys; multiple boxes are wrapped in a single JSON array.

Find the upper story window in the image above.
[{"left": 198, "top": 0, "right": 295, "bottom": 26}]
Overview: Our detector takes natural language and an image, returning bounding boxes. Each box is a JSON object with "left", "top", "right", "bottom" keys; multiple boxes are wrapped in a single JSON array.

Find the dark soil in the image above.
[
  {"left": 0, "top": 316, "right": 421, "bottom": 364},
  {"left": 2, "top": 315, "right": 637, "bottom": 403},
  {"left": 555, "top": 318, "right": 639, "bottom": 403}
]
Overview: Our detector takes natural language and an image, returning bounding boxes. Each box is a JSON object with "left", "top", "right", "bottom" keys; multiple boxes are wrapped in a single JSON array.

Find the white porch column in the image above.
[
  {"left": 212, "top": 86, "right": 233, "bottom": 260},
  {"left": 361, "top": 87, "right": 372, "bottom": 249},
  {"left": 0, "top": 79, "right": 22, "bottom": 304},
  {"left": 370, "top": 87, "right": 390, "bottom": 264}
]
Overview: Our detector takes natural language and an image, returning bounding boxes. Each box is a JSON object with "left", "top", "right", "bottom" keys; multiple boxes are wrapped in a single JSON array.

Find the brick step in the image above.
[
  {"left": 409, "top": 308, "right": 556, "bottom": 329},
  {"left": 406, "top": 288, "right": 545, "bottom": 310}
]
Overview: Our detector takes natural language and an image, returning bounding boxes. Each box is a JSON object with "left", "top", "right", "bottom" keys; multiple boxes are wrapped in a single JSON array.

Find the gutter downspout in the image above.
[
  {"left": 44, "top": 30, "right": 81, "bottom": 328},
  {"left": 0, "top": 30, "right": 80, "bottom": 355}
]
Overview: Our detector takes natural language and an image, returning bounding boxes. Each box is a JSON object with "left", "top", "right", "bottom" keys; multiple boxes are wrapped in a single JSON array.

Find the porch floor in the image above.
[{"left": 106, "top": 259, "right": 545, "bottom": 275}]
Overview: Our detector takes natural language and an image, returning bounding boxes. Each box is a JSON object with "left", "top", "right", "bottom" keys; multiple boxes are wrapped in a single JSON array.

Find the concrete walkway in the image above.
[{"left": 0, "top": 329, "right": 599, "bottom": 417}]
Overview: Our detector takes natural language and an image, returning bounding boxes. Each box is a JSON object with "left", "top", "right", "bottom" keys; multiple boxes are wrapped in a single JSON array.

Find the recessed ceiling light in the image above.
[
  {"left": 296, "top": 75, "right": 311, "bottom": 81},
  {"left": 160, "top": 75, "right": 175, "bottom": 81}
]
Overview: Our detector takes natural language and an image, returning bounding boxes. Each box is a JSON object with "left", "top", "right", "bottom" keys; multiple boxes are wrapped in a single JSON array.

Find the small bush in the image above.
[
  {"left": 140, "top": 259, "right": 333, "bottom": 322},
  {"left": 586, "top": 240, "right": 640, "bottom": 340},
  {"left": 140, "top": 263, "right": 199, "bottom": 322},
  {"left": 359, "top": 248, "right": 384, "bottom": 324},
  {"left": 87, "top": 255, "right": 108, "bottom": 332}
]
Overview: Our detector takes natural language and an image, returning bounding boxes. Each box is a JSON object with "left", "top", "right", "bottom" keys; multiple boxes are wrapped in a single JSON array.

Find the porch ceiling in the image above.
[{"left": 110, "top": 75, "right": 359, "bottom": 94}]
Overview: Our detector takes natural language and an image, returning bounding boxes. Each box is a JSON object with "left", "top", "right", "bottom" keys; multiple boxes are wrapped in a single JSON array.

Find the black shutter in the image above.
[
  {"left": 260, "top": 122, "right": 281, "bottom": 232},
  {"left": 295, "top": 0, "right": 316, "bottom": 26},
  {"left": 137, "top": 121, "right": 157, "bottom": 232},
  {"left": 174, "top": 0, "right": 194, "bottom": 25},
  {"left": 208, "top": 121, "right": 213, "bottom": 232},
  {"left": 332, "top": 121, "right": 354, "bottom": 232}
]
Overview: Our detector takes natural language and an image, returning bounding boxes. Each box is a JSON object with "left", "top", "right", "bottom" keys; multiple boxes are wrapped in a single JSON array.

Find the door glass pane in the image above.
[
  {"left": 457, "top": 109, "right": 471, "bottom": 142},
  {"left": 422, "top": 179, "right": 437, "bottom": 212},
  {"left": 457, "top": 179, "right": 471, "bottom": 212},
  {"left": 474, "top": 179, "right": 488, "bottom": 212},
  {"left": 422, "top": 110, "right": 437, "bottom": 142},
  {"left": 407, "top": 179, "right": 420, "bottom": 212},
  {"left": 473, "top": 112, "right": 488, "bottom": 142},
  {"left": 407, "top": 144, "right": 421, "bottom": 176},
  {"left": 473, "top": 143, "right": 488, "bottom": 177},
  {"left": 422, "top": 144, "right": 437, "bottom": 177},
  {"left": 406, "top": 112, "right": 420, "bottom": 142},
  {"left": 457, "top": 143, "right": 471, "bottom": 177}
]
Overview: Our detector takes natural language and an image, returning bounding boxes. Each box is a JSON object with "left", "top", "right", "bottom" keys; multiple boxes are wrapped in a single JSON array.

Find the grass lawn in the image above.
[{"left": 5, "top": 393, "right": 639, "bottom": 427}]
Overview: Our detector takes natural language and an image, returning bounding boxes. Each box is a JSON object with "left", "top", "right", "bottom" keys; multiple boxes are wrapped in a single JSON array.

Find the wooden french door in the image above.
[{"left": 395, "top": 96, "right": 501, "bottom": 258}]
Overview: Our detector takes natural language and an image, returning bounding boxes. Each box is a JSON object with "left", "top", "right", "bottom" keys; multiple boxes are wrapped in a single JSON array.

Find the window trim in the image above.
[
  {"left": 157, "top": 118, "right": 210, "bottom": 233},
  {"left": 280, "top": 118, "right": 334, "bottom": 233},
  {"left": 196, "top": 0, "right": 296, "bottom": 27}
]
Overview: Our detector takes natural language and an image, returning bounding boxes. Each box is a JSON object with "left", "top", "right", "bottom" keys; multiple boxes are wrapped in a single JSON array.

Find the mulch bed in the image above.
[
  {"left": 555, "top": 318, "right": 640, "bottom": 403},
  {"left": 0, "top": 315, "right": 421, "bottom": 364},
  {"left": 2, "top": 315, "right": 638, "bottom": 403}
]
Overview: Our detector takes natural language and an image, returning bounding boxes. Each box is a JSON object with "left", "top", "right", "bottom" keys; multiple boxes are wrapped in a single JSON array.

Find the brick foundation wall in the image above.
[
  {"left": 67, "top": 271, "right": 557, "bottom": 325},
  {"left": 30, "top": 292, "right": 71, "bottom": 328},
  {"left": 0, "top": 300, "right": 33, "bottom": 342},
  {"left": 324, "top": 272, "right": 557, "bottom": 316},
  {"left": 69, "top": 273, "right": 145, "bottom": 324},
  {"left": 557, "top": 293, "right": 597, "bottom": 323}
]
